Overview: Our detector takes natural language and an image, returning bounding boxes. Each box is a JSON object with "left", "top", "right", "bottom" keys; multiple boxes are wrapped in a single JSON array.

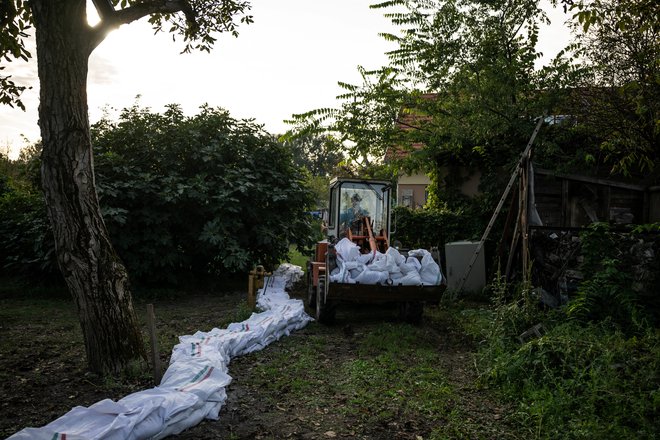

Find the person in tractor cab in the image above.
[{"left": 340, "top": 192, "right": 369, "bottom": 235}]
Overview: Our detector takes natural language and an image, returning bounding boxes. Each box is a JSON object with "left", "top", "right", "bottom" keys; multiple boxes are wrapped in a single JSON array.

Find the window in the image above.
[{"left": 401, "top": 189, "right": 413, "bottom": 208}]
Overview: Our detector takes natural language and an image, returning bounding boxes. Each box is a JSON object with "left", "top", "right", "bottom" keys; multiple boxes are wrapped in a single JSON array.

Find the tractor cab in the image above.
[{"left": 325, "top": 178, "right": 392, "bottom": 253}]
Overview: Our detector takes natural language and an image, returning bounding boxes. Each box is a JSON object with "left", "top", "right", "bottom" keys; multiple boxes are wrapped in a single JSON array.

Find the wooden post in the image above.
[
  {"left": 505, "top": 209, "right": 521, "bottom": 281},
  {"left": 146, "top": 304, "right": 162, "bottom": 385},
  {"left": 561, "top": 179, "right": 570, "bottom": 227},
  {"left": 247, "top": 266, "right": 268, "bottom": 310},
  {"left": 521, "top": 155, "right": 530, "bottom": 283},
  {"left": 247, "top": 269, "right": 256, "bottom": 309}
]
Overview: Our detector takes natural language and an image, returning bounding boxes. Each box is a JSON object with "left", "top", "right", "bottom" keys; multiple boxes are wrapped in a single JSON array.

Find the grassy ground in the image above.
[{"left": 0, "top": 280, "right": 523, "bottom": 439}]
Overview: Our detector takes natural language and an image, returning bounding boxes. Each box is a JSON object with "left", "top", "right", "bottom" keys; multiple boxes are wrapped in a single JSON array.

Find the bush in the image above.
[
  {"left": 92, "top": 104, "right": 315, "bottom": 284},
  {"left": 473, "top": 266, "right": 660, "bottom": 438},
  {"left": 483, "top": 321, "right": 659, "bottom": 439},
  {"left": 567, "top": 223, "right": 659, "bottom": 330},
  {"left": 0, "top": 188, "right": 59, "bottom": 281},
  {"left": 392, "top": 205, "right": 478, "bottom": 249}
]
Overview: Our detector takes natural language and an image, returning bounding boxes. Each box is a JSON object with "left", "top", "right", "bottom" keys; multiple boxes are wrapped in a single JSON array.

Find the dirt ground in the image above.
[{"left": 0, "top": 286, "right": 521, "bottom": 439}]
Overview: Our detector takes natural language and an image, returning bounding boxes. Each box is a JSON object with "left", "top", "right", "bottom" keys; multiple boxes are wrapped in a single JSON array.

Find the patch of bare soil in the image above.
[{"left": 1, "top": 288, "right": 521, "bottom": 439}]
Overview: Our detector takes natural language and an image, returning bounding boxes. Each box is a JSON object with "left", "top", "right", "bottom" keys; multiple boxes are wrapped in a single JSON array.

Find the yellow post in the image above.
[{"left": 247, "top": 265, "right": 269, "bottom": 310}]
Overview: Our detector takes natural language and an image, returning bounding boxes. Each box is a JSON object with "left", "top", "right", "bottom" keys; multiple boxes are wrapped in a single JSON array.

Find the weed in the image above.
[
  {"left": 477, "top": 315, "right": 660, "bottom": 438},
  {"left": 285, "top": 246, "right": 309, "bottom": 272}
]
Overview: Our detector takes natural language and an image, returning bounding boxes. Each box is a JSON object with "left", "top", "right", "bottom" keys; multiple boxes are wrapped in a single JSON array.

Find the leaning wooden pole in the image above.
[
  {"left": 456, "top": 116, "right": 545, "bottom": 292},
  {"left": 521, "top": 154, "right": 530, "bottom": 283}
]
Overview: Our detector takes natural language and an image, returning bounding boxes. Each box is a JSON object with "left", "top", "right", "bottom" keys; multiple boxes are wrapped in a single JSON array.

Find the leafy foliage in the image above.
[
  {"left": 0, "top": 0, "right": 33, "bottom": 109},
  {"left": 392, "top": 205, "right": 480, "bottom": 249},
  {"left": 481, "top": 320, "right": 659, "bottom": 439},
  {"left": 140, "top": 0, "right": 253, "bottom": 52},
  {"left": 280, "top": 134, "right": 344, "bottom": 209},
  {"left": 286, "top": 0, "right": 589, "bottom": 225},
  {"left": 566, "top": 223, "right": 659, "bottom": 330},
  {"left": 92, "top": 104, "right": 315, "bottom": 284},
  {"left": 0, "top": 152, "right": 59, "bottom": 281},
  {"left": 281, "top": 134, "right": 343, "bottom": 178},
  {"left": 564, "top": 0, "right": 660, "bottom": 179},
  {"left": 568, "top": 259, "right": 643, "bottom": 330},
  {"left": 286, "top": 66, "right": 405, "bottom": 171},
  {"left": 468, "top": 220, "right": 660, "bottom": 438},
  {"left": 466, "top": 265, "right": 660, "bottom": 439}
]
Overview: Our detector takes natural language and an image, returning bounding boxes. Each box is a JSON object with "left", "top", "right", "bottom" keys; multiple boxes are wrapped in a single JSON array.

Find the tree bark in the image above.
[{"left": 31, "top": 0, "right": 146, "bottom": 375}]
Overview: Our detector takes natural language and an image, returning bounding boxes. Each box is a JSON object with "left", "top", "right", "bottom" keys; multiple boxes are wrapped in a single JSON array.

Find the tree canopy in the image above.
[
  {"left": 565, "top": 0, "right": 659, "bottom": 178},
  {"left": 287, "top": 0, "right": 658, "bottom": 192}
]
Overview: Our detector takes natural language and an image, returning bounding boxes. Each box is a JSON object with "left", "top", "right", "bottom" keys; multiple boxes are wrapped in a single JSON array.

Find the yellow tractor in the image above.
[{"left": 307, "top": 178, "right": 446, "bottom": 323}]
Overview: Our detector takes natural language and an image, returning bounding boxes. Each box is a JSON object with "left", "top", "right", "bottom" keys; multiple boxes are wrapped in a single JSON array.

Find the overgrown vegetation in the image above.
[
  {"left": 392, "top": 204, "right": 483, "bottom": 249},
  {"left": 0, "top": 149, "right": 59, "bottom": 282},
  {"left": 467, "top": 224, "right": 660, "bottom": 439},
  {"left": 93, "top": 103, "right": 315, "bottom": 284},
  {"left": 0, "top": 105, "right": 317, "bottom": 286}
]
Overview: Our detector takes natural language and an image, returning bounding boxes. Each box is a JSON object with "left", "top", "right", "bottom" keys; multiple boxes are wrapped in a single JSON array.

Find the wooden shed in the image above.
[{"left": 533, "top": 167, "right": 658, "bottom": 227}]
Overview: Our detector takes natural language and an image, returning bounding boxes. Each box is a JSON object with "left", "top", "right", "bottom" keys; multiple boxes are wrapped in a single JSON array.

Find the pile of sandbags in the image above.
[
  {"left": 329, "top": 238, "right": 445, "bottom": 286},
  {"left": 9, "top": 271, "right": 312, "bottom": 440}
]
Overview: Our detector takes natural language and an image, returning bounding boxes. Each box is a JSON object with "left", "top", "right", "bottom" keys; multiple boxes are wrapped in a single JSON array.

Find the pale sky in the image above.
[{"left": 0, "top": 0, "right": 572, "bottom": 160}]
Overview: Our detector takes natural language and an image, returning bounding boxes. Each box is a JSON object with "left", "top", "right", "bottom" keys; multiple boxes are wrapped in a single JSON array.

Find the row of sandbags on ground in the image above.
[
  {"left": 9, "top": 265, "right": 311, "bottom": 440},
  {"left": 329, "top": 238, "right": 445, "bottom": 286}
]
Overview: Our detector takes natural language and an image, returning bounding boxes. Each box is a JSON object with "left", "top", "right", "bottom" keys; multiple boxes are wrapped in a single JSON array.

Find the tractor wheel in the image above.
[
  {"left": 315, "top": 276, "right": 335, "bottom": 324},
  {"left": 400, "top": 301, "right": 424, "bottom": 324}
]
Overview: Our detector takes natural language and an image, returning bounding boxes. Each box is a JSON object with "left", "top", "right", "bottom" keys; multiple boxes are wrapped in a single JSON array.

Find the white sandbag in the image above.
[
  {"left": 368, "top": 252, "right": 389, "bottom": 272},
  {"left": 329, "top": 261, "right": 349, "bottom": 283},
  {"left": 272, "top": 263, "right": 304, "bottom": 289},
  {"left": 334, "top": 237, "right": 360, "bottom": 262},
  {"left": 409, "top": 249, "right": 444, "bottom": 285},
  {"left": 343, "top": 260, "right": 359, "bottom": 271},
  {"left": 393, "top": 271, "right": 422, "bottom": 286},
  {"left": 356, "top": 252, "right": 375, "bottom": 265},
  {"left": 385, "top": 247, "right": 406, "bottom": 266},
  {"left": 399, "top": 262, "right": 418, "bottom": 275},
  {"left": 348, "top": 268, "right": 363, "bottom": 280},
  {"left": 405, "top": 256, "right": 422, "bottom": 271},
  {"left": 8, "top": 270, "right": 312, "bottom": 440},
  {"left": 328, "top": 242, "right": 444, "bottom": 286},
  {"left": 329, "top": 273, "right": 344, "bottom": 283},
  {"left": 354, "top": 269, "right": 389, "bottom": 284},
  {"left": 384, "top": 252, "right": 402, "bottom": 275}
]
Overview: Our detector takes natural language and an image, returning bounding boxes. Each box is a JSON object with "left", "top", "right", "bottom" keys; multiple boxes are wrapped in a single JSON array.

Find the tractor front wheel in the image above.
[{"left": 315, "top": 275, "right": 335, "bottom": 324}]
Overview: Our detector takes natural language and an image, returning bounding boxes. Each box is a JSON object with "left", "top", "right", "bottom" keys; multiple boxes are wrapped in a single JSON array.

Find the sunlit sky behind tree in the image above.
[{"left": 0, "top": 0, "right": 571, "bottom": 159}]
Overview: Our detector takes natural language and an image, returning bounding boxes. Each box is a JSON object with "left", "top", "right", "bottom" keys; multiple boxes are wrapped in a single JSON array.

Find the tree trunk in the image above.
[{"left": 32, "top": 0, "right": 146, "bottom": 375}]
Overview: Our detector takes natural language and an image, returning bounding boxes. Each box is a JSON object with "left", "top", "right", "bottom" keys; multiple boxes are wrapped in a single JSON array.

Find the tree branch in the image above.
[
  {"left": 90, "top": 0, "right": 115, "bottom": 20},
  {"left": 89, "top": 0, "right": 196, "bottom": 50}
]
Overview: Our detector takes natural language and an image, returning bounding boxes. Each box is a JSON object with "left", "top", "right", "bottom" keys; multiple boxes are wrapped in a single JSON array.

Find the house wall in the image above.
[
  {"left": 437, "top": 166, "right": 481, "bottom": 197},
  {"left": 398, "top": 184, "right": 428, "bottom": 208},
  {"left": 398, "top": 172, "right": 430, "bottom": 209},
  {"left": 399, "top": 173, "right": 431, "bottom": 185},
  {"left": 396, "top": 168, "right": 482, "bottom": 209}
]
